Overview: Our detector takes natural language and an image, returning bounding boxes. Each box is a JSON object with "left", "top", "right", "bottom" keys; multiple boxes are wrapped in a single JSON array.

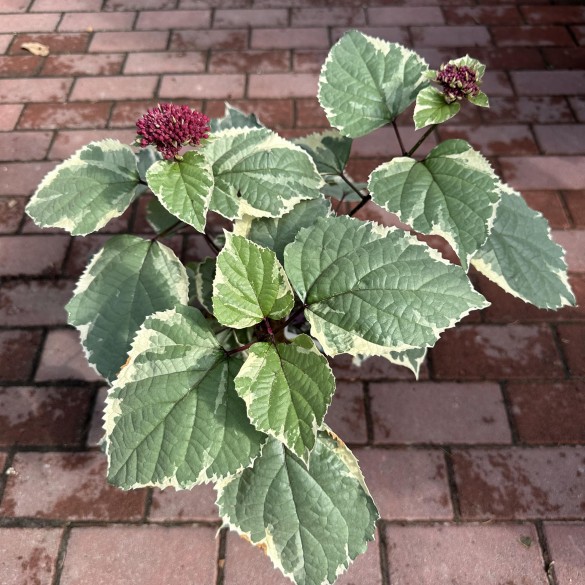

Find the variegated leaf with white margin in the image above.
[
  {"left": 213, "top": 233, "right": 294, "bottom": 328},
  {"left": 104, "top": 305, "right": 266, "bottom": 490},
  {"left": 234, "top": 334, "right": 335, "bottom": 462},
  {"left": 413, "top": 86, "right": 461, "bottom": 130},
  {"left": 284, "top": 216, "right": 488, "bottom": 358},
  {"left": 450, "top": 55, "right": 489, "bottom": 108},
  {"left": 293, "top": 130, "right": 352, "bottom": 176},
  {"left": 318, "top": 30, "right": 429, "bottom": 138},
  {"left": 186, "top": 257, "right": 216, "bottom": 314},
  {"left": 368, "top": 139, "right": 501, "bottom": 271},
  {"left": 356, "top": 346, "right": 428, "bottom": 378},
  {"left": 203, "top": 127, "right": 323, "bottom": 220},
  {"left": 216, "top": 430, "right": 379, "bottom": 585},
  {"left": 235, "top": 197, "right": 331, "bottom": 265},
  {"left": 210, "top": 102, "right": 264, "bottom": 132},
  {"left": 472, "top": 184, "right": 575, "bottom": 309},
  {"left": 66, "top": 235, "right": 189, "bottom": 382},
  {"left": 146, "top": 151, "right": 214, "bottom": 233},
  {"left": 26, "top": 139, "right": 142, "bottom": 236}
]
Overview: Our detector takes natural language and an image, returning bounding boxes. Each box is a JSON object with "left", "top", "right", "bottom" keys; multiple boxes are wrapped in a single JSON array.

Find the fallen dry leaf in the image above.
[{"left": 21, "top": 42, "right": 50, "bottom": 56}]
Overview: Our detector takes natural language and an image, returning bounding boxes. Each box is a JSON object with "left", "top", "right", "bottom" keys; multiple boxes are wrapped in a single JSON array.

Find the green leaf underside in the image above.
[
  {"left": 213, "top": 233, "right": 294, "bottom": 328},
  {"left": 368, "top": 139, "right": 500, "bottom": 271},
  {"left": 146, "top": 151, "right": 214, "bottom": 233},
  {"left": 210, "top": 102, "right": 264, "bottom": 132},
  {"left": 318, "top": 30, "right": 429, "bottom": 138},
  {"left": 472, "top": 186, "right": 575, "bottom": 309},
  {"left": 236, "top": 198, "right": 331, "bottom": 265},
  {"left": 104, "top": 306, "right": 266, "bottom": 489},
  {"left": 137, "top": 146, "right": 163, "bottom": 182},
  {"left": 321, "top": 176, "right": 365, "bottom": 202},
  {"left": 294, "top": 130, "right": 352, "bottom": 176},
  {"left": 66, "top": 235, "right": 189, "bottom": 382},
  {"left": 413, "top": 86, "right": 460, "bottom": 130},
  {"left": 235, "top": 335, "right": 335, "bottom": 461},
  {"left": 187, "top": 257, "right": 216, "bottom": 314},
  {"left": 26, "top": 139, "right": 141, "bottom": 236},
  {"left": 217, "top": 432, "right": 378, "bottom": 585},
  {"left": 284, "top": 216, "right": 487, "bottom": 357},
  {"left": 204, "top": 127, "right": 323, "bottom": 220},
  {"left": 146, "top": 197, "right": 179, "bottom": 234}
]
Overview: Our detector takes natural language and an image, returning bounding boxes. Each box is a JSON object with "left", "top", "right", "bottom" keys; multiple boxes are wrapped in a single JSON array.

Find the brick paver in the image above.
[{"left": 0, "top": 2, "right": 583, "bottom": 585}]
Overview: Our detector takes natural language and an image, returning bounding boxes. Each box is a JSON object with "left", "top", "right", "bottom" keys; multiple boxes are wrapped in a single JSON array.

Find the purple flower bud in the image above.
[
  {"left": 136, "top": 103, "right": 210, "bottom": 159},
  {"left": 436, "top": 64, "right": 480, "bottom": 104}
]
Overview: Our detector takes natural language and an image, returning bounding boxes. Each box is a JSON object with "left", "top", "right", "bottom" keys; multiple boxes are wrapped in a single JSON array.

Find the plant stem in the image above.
[
  {"left": 348, "top": 194, "right": 372, "bottom": 217},
  {"left": 272, "top": 304, "right": 308, "bottom": 337},
  {"left": 225, "top": 339, "right": 257, "bottom": 357},
  {"left": 203, "top": 230, "right": 221, "bottom": 255},
  {"left": 150, "top": 219, "right": 183, "bottom": 241},
  {"left": 407, "top": 124, "right": 437, "bottom": 157},
  {"left": 339, "top": 172, "right": 366, "bottom": 200},
  {"left": 392, "top": 120, "right": 407, "bottom": 156}
]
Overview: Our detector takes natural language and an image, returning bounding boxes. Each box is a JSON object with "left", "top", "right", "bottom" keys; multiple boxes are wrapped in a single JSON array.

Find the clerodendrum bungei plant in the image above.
[{"left": 26, "top": 31, "right": 575, "bottom": 585}]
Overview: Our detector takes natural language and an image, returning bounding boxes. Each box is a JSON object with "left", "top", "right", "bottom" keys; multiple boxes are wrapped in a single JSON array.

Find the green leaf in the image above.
[
  {"left": 217, "top": 431, "right": 378, "bottom": 585},
  {"left": 213, "top": 233, "right": 294, "bottom": 328},
  {"left": 284, "top": 216, "right": 487, "bottom": 358},
  {"left": 146, "top": 197, "right": 179, "bottom": 234},
  {"left": 26, "top": 139, "right": 142, "bottom": 236},
  {"left": 294, "top": 130, "right": 352, "bottom": 176},
  {"left": 469, "top": 91, "right": 489, "bottom": 108},
  {"left": 235, "top": 198, "right": 331, "bottom": 265},
  {"left": 66, "top": 235, "right": 189, "bottom": 381},
  {"left": 204, "top": 127, "right": 323, "bottom": 220},
  {"left": 472, "top": 185, "right": 575, "bottom": 309},
  {"left": 187, "top": 257, "right": 216, "bottom": 314},
  {"left": 235, "top": 335, "right": 335, "bottom": 462},
  {"left": 413, "top": 86, "right": 461, "bottom": 130},
  {"left": 318, "top": 30, "right": 429, "bottom": 138},
  {"left": 368, "top": 139, "right": 500, "bottom": 271},
  {"left": 104, "top": 305, "right": 266, "bottom": 489},
  {"left": 451, "top": 55, "right": 486, "bottom": 80},
  {"left": 136, "top": 146, "right": 163, "bottom": 182},
  {"left": 146, "top": 150, "right": 214, "bottom": 233},
  {"left": 210, "top": 102, "right": 264, "bottom": 132}
]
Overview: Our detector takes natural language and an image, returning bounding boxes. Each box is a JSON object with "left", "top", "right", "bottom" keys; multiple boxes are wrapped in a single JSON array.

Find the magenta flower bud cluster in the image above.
[
  {"left": 436, "top": 64, "right": 480, "bottom": 104},
  {"left": 136, "top": 103, "right": 211, "bottom": 159}
]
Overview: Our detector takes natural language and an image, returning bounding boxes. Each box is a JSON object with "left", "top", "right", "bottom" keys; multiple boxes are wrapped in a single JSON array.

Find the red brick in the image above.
[
  {"left": 542, "top": 47, "right": 585, "bottom": 70},
  {"left": 508, "top": 381, "right": 585, "bottom": 444},
  {"left": 293, "top": 50, "right": 328, "bottom": 73},
  {"left": 501, "top": 157, "right": 585, "bottom": 190},
  {"left": 564, "top": 190, "right": 585, "bottom": 226},
  {"left": 292, "top": 7, "right": 366, "bottom": 26},
  {"left": 0, "top": 161, "right": 55, "bottom": 196},
  {"left": 0, "top": 0, "right": 30, "bottom": 11},
  {"left": 70, "top": 75, "right": 158, "bottom": 102},
  {"left": 32, "top": 0, "right": 102, "bottom": 9},
  {"left": 331, "top": 26, "right": 410, "bottom": 45},
  {"left": 557, "top": 324, "right": 585, "bottom": 376},
  {"left": 386, "top": 524, "right": 546, "bottom": 585},
  {"left": 0, "top": 78, "right": 71, "bottom": 103},
  {"left": 0, "top": 13, "right": 60, "bottom": 33},
  {"left": 0, "top": 452, "right": 146, "bottom": 520},
  {"left": 215, "top": 8, "right": 288, "bottom": 28},
  {"left": 521, "top": 5, "right": 585, "bottom": 25},
  {"left": 481, "top": 71, "right": 514, "bottom": 96},
  {"left": 109, "top": 100, "right": 163, "bottom": 128},
  {"left": 0, "top": 329, "right": 42, "bottom": 381},
  {"left": 438, "top": 124, "right": 539, "bottom": 156},
  {"left": 355, "top": 447, "right": 452, "bottom": 520},
  {"left": 10, "top": 32, "right": 89, "bottom": 55},
  {"left": 574, "top": 25, "right": 585, "bottom": 46},
  {"left": 0, "top": 55, "right": 42, "bottom": 77},
  {"left": 60, "top": 526, "right": 218, "bottom": 585},
  {"left": 553, "top": 229, "right": 585, "bottom": 272},
  {"left": 49, "top": 128, "right": 135, "bottom": 160},
  {"left": 371, "top": 382, "right": 511, "bottom": 445},
  {"left": 0, "top": 104, "right": 22, "bottom": 130},
  {"left": 42, "top": 53, "right": 124, "bottom": 76},
  {"left": 453, "top": 447, "right": 585, "bottom": 519},
  {"left": 252, "top": 28, "right": 329, "bottom": 49},
  {"left": 135, "top": 10, "right": 210, "bottom": 30},
  {"left": 484, "top": 96, "right": 574, "bottom": 124},
  {"left": 522, "top": 190, "right": 571, "bottom": 228},
  {"left": 431, "top": 324, "right": 565, "bottom": 380},
  {"left": 0, "top": 235, "right": 69, "bottom": 276},
  {"left": 411, "top": 26, "right": 491, "bottom": 47},
  {"left": 0, "top": 197, "right": 25, "bottom": 232},
  {"left": 569, "top": 97, "right": 585, "bottom": 122},
  {"left": 160, "top": 74, "right": 245, "bottom": 99},
  {"left": 149, "top": 483, "right": 219, "bottom": 521},
  {"left": 368, "top": 6, "right": 443, "bottom": 25},
  {"left": 224, "top": 530, "right": 382, "bottom": 585},
  {"left": 534, "top": 124, "right": 585, "bottom": 155},
  {"left": 545, "top": 524, "right": 585, "bottom": 585},
  {"left": 443, "top": 6, "right": 521, "bottom": 25},
  {"left": 125, "top": 51, "right": 206, "bottom": 74},
  {"left": 512, "top": 71, "right": 585, "bottom": 95},
  {"left": 0, "top": 279, "right": 73, "bottom": 326},
  {"left": 181, "top": 0, "right": 249, "bottom": 6},
  {"left": 492, "top": 26, "right": 575, "bottom": 47},
  {"left": 170, "top": 29, "right": 248, "bottom": 51},
  {"left": 323, "top": 381, "right": 367, "bottom": 444},
  {"left": 352, "top": 125, "right": 437, "bottom": 158},
  {"left": 35, "top": 329, "right": 102, "bottom": 382},
  {"left": 89, "top": 31, "right": 168, "bottom": 52},
  {"left": 59, "top": 11, "right": 136, "bottom": 32},
  {"left": 0, "top": 131, "right": 52, "bottom": 162},
  {"left": 0, "top": 528, "right": 62, "bottom": 585},
  {"left": 205, "top": 99, "right": 293, "bottom": 129},
  {"left": 463, "top": 47, "right": 545, "bottom": 70},
  {"left": 296, "top": 98, "right": 328, "bottom": 127},
  {"left": 0, "top": 35, "right": 10, "bottom": 54},
  {"left": 20, "top": 103, "right": 110, "bottom": 130},
  {"left": 209, "top": 50, "right": 290, "bottom": 74},
  {"left": 0, "top": 386, "right": 94, "bottom": 446},
  {"left": 105, "top": 0, "right": 176, "bottom": 9}
]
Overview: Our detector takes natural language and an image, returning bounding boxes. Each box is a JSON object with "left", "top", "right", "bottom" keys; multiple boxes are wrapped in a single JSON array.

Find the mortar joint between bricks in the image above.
[{"left": 535, "top": 520, "right": 559, "bottom": 585}]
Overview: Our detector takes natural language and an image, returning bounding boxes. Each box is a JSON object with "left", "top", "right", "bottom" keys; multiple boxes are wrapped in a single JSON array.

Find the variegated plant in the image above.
[{"left": 26, "top": 30, "right": 574, "bottom": 585}]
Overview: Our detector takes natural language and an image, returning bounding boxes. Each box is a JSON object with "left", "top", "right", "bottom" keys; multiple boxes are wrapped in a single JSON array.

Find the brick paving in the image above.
[{"left": 0, "top": 1, "right": 583, "bottom": 584}]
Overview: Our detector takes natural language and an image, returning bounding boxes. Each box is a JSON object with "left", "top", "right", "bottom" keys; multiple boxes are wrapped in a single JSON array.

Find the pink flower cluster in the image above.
[
  {"left": 136, "top": 103, "right": 210, "bottom": 159},
  {"left": 436, "top": 64, "right": 480, "bottom": 104}
]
